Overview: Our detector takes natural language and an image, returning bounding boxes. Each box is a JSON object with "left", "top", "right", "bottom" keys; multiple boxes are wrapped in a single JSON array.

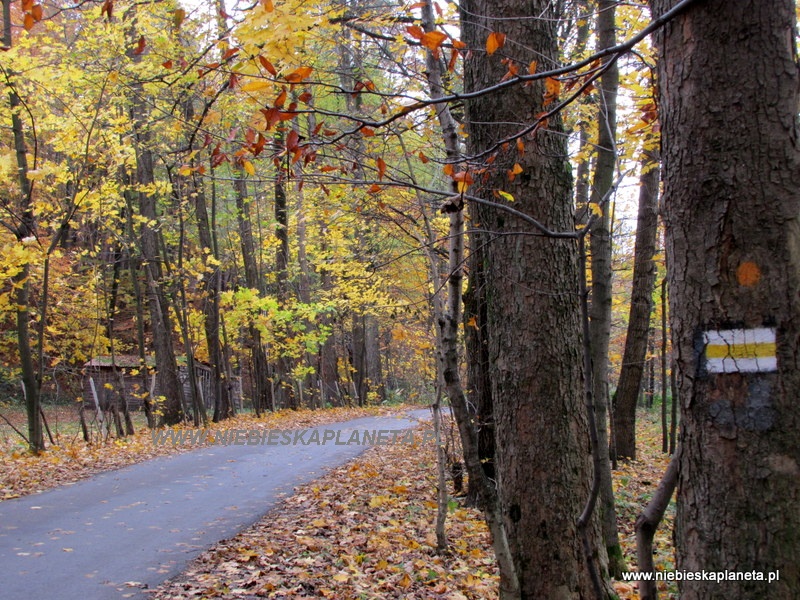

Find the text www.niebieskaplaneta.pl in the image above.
[{"left": 151, "top": 427, "right": 437, "bottom": 447}]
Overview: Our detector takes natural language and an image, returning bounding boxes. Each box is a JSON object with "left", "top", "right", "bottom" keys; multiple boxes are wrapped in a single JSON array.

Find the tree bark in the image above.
[
  {"left": 587, "top": 0, "right": 625, "bottom": 579},
  {"left": 234, "top": 172, "right": 272, "bottom": 413},
  {"left": 613, "top": 149, "right": 660, "bottom": 460},
  {"left": 3, "top": 0, "right": 43, "bottom": 452},
  {"left": 461, "top": 0, "right": 605, "bottom": 595},
  {"left": 650, "top": 1, "right": 800, "bottom": 597},
  {"left": 635, "top": 447, "right": 679, "bottom": 600}
]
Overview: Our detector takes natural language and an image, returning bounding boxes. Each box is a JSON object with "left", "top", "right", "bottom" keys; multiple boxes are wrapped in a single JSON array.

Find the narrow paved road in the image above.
[{"left": 0, "top": 409, "right": 430, "bottom": 599}]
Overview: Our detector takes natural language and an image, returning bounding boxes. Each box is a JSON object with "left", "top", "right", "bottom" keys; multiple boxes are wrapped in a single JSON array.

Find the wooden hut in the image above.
[{"left": 82, "top": 355, "right": 217, "bottom": 412}]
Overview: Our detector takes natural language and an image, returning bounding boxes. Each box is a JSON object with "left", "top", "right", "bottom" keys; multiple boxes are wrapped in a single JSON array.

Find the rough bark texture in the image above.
[
  {"left": 613, "top": 149, "right": 660, "bottom": 460},
  {"left": 651, "top": 1, "right": 800, "bottom": 597},
  {"left": 461, "top": 1, "right": 602, "bottom": 596}
]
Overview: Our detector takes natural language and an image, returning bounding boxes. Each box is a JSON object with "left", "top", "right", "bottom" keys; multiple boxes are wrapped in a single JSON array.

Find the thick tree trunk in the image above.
[
  {"left": 651, "top": 1, "right": 800, "bottom": 597},
  {"left": 613, "top": 149, "right": 660, "bottom": 460},
  {"left": 587, "top": 0, "right": 625, "bottom": 578},
  {"left": 461, "top": 0, "right": 604, "bottom": 596}
]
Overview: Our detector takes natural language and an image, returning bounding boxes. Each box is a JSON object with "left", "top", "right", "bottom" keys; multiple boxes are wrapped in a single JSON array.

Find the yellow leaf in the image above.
[
  {"left": 242, "top": 160, "right": 256, "bottom": 176},
  {"left": 241, "top": 80, "right": 272, "bottom": 93},
  {"left": 498, "top": 190, "right": 514, "bottom": 202},
  {"left": 332, "top": 573, "right": 349, "bottom": 582},
  {"left": 486, "top": 32, "right": 506, "bottom": 55}
]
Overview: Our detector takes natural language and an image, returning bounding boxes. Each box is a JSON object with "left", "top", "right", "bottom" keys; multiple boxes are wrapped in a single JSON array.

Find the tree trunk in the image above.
[
  {"left": 3, "top": 0, "right": 43, "bottom": 453},
  {"left": 193, "top": 172, "right": 233, "bottom": 421},
  {"left": 587, "top": 0, "right": 625, "bottom": 579},
  {"left": 234, "top": 171, "right": 272, "bottom": 413},
  {"left": 130, "top": 117, "right": 184, "bottom": 425},
  {"left": 273, "top": 159, "right": 293, "bottom": 409},
  {"left": 613, "top": 149, "right": 660, "bottom": 460},
  {"left": 461, "top": 0, "right": 604, "bottom": 595},
  {"left": 650, "top": 1, "right": 800, "bottom": 597}
]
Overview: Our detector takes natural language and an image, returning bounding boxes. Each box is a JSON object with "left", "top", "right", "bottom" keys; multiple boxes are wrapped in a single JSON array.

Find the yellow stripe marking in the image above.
[{"left": 706, "top": 342, "right": 776, "bottom": 360}]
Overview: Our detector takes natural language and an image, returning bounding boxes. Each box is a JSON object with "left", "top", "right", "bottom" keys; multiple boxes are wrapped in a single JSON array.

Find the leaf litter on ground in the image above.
[
  {"left": 153, "top": 420, "right": 498, "bottom": 599},
  {"left": 152, "top": 410, "right": 676, "bottom": 600}
]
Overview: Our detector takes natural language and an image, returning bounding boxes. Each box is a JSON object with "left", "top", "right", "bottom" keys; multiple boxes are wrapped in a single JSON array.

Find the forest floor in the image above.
[{"left": 0, "top": 404, "right": 676, "bottom": 599}]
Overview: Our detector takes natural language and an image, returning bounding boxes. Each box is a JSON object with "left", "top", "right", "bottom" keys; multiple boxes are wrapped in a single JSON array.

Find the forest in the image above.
[{"left": 1, "top": 0, "right": 799, "bottom": 598}]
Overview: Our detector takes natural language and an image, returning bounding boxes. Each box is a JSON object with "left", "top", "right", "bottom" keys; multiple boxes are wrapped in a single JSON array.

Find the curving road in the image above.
[{"left": 0, "top": 409, "right": 431, "bottom": 599}]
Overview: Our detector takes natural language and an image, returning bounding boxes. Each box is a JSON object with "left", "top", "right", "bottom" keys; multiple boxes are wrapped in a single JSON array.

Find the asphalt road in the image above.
[{"left": 0, "top": 409, "right": 431, "bottom": 599}]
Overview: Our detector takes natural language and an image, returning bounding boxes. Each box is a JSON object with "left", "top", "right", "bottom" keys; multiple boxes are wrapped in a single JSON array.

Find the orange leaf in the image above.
[
  {"left": 406, "top": 25, "right": 424, "bottom": 40},
  {"left": 448, "top": 49, "right": 459, "bottom": 72},
  {"left": 421, "top": 30, "right": 447, "bottom": 52},
  {"left": 22, "top": 0, "right": 34, "bottom": 11},
  {"left": 361, "top": 127, "right": 375, "bottom": 137},
  {"left": 133, "top": 35, "right": 146, "bottom": 55},
  {"left": 486, "top": 32, "right": 506, "bottom": 55},
  {"left": 286, "top": 130, "right": 300, "bottom": 151},
  {"left": 274, "top": 88, "right": 287, "bottom": 108},
  {"left": 101, "top": 0, "right": 113, "bottom": 20},
  {"left": 262, "top": 0, "right": 274, "bottom": 11},
  {"left": 31, "top": 4, "right": 43, "bottom": 20},
  {"left": 545, "top": 77, "right": 561, "bottom": 96},
  {"left": 418, "top": 152, "right": 429, "bottom": 164},
  {"left": 443, "top": 163, "right": 454, "bottom": 176},
  {"left": 511, "top": 163, "right": 523, "bottom": 175},
  {"left": 500, "top": 61, "right": 519, "bottom": 82},
  {"left": 285, "top": 66, "right": 313, "bottom": 83},
  {"left": 367, "top": 184, "right": 382, "bottom": 194},
  {"left": 453, "top": 39, "right": 467, "bottom": 49},
  {"left": 528, "top": 60, "right": 538, "bottom": 74},
  {"left": 516, "top": 138, "right": 525, "bottom": 155},
  {"left": 377, "top": 157, "right": 387, "bottom": 180},
  {"left": 222, "top": 47, "right": 240, "bottom": 60},
  {"left": 23, "top": 13, "right": 34, "bottom": 31},
  {"left": 259, "top": 56, "right": 278, "bottom": 76},
  {"left": 162, "top": 59, "right": 173, "bottom": 69},
  {"left": 298, "top": 91, "right": 312, "bottom": 103}
]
